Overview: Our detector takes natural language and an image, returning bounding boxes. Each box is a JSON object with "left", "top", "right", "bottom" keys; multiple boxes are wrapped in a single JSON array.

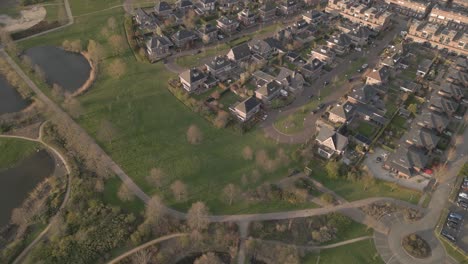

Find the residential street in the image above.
[{"left": 261, "top": 18, "right": 408, "bottom": 144}]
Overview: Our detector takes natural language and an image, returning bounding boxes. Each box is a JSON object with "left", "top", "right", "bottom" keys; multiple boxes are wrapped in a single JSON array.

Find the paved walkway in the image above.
[
  {"left": 1, "top": 122, "right": 73, "bottom": 264},
  {"left": 107, "top": 233, "right": 187, "bottom": 264}
]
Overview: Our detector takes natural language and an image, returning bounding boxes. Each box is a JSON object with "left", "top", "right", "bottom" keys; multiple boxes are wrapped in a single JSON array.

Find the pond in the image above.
[
  {"left": 0, "top": 74, "right": 29, "bottom": 114},
  {"left": 24, "top": 46, "right": 91, "bottom": 93},
  {"left": 0, "top": 150, "right": 55, "bottom": 227}
]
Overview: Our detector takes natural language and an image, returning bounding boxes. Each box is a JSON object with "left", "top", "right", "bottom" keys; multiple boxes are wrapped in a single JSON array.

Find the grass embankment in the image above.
[
  {"left": 308, "top": 160, "right": 421, "bottom": 204},
  {"left": 18, "top": 2, "right": 304, "bottom": 214},
  {"left": 0, "top": 138, "right": 41, "bottom": 169},
  {"left": 274, "top": 100, "right": 319, "bottom": 134},
  {"left": 302, "top": 239, "right": 384, "bottom": 264}
]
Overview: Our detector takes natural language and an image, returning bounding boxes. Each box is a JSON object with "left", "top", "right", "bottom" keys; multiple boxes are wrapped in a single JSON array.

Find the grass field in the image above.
[
  {"left": 302, "top": 239, "right": 384, "bottom": 264},
  {"left": 0, "top": 138, "right": 41, "bottom": 169},
  {"left": 17, "top": 2, "right": 304, "bottom": 214}
]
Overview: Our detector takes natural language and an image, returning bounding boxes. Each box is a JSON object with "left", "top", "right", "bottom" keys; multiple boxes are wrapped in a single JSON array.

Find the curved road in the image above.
[{"left": 0, "top": 122, "right": 72, "bottom": 264}]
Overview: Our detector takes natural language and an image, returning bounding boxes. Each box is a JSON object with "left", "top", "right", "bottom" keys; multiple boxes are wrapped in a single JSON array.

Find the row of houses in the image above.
[
  {"left": 385, "top": 0, "right": 468, "bottom": 29},
  {"left": 406, "top": 20, "right": 468, "bottom": 57},
  {"left": 325, "top": 0, "right": 392, "bottom": 31},
  {"left": 384, "top": 57, "right": 467, "bottom": 178}
]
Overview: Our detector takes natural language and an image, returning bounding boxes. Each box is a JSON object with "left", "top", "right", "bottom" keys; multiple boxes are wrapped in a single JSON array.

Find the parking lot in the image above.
[{"left": 440, "top": 180, "right": 468, "bottom": 253}]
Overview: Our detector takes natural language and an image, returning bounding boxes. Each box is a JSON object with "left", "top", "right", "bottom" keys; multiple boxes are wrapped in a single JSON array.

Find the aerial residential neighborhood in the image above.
[{"left": 0, "top": 0, "right": 467, "bottom": 263}]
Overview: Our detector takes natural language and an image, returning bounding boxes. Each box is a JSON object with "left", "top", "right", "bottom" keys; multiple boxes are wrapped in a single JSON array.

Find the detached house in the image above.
[
  {"left": 205, "top": 56, "right": 234, "bottom": 79},
  {"left": 171, "top": 29, "right": 197, "bottom": 48},
  {"left": 249, "top": 39, "right": 274, "bottom": 59},
  {"left": 454, "top": 57, "right": 468, "bottom": 73},
  {"left": 146, "top": 35, "right": 172, "bottom": 59},
  {"left": 428, "top": 94, "right": 459, "bottom": 116},
  {"left": 238, "top": 8, "right": 257, "bottom": 27},
  {"left": 316, "top": 125, "right": 348, "bottom": 158},
  {"left": 326, "top": 33, "right": 352, "bottom": 55},
  {"left": 227, "top": 43, "right": 251, "bottom": 62},
  {"left": 414, "top": 109, "right": 449, "bottom": 134},
  {"left": 404, "top": 126, "right": 440, "bottom": 152},
  {"left": 446, "top": 68, "right": 468, "bottom": 87},
  {"left": 417, "top": 59, "right": 433, "bottom": 77},
  {"left": 179, "top": 68, "right": 207, "bottom": 92},
  {"left": 438, "top": 82, "right": 463, "bottom": 101},
  {"left": 303, "top": 10, "right": 324, "bottom": 24},
  {"left": 300, "top": 58, "right": 323, "bottom": 79},
  {"left": 366, "top": 66, "right": 390, "bottom": 85},
  {"left": 177, "top": 0, "right": 194, "bottom": 12},
  {"left": 311, "top": 46, "right": 336, "bottom": 64},
  {"left": 276, "top": 67, "right": 305, "bottom": 94},
  {"left": 135, "top": 8, "right": 157, "bottom": 30},
  {"left": 384, "top": 145, "right": 428, "bottom": 178},
  {"left": 196, "top": 0, "right": 216, "bottom": 13},
  {"left": 399, "top": 80, "right": 421, "bottom": 93},
  {"left": 255, "top": 80, "right": 283, "bottom": 102},
  {"left": 154, "top": 1, "right": 173, "bottom": 17},
  {"left": 328, "top": 102, "right": 355, "bottom": 124},
  {"left": 231, "top": 96, "right": 261, "bottom": 122},
  {"left": 198, "top": 24, "right": 218, "bottom": 43},
  {"left": 278, "top": 0, "right": 298, "bottom": 16},
  {"left": 346, "top": 26, "right": 373, "bottom": 46},
  {"left": 217, "top": 16, "right": 240, "bottom": 35},
  {"left": 259, "top": 2, "right": 277, "bottom": 22}
]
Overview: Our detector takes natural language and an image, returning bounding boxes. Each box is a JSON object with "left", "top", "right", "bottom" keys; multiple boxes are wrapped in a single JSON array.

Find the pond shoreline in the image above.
[{"left": 71, "top": 51, "right": 96, "bottom": 97}]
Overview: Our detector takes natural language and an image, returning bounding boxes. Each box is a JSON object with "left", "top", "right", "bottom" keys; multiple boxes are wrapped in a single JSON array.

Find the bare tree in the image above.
[
  {"left": 97, "top": 119, "right": 118, "bottom": 145},
  {"left": 70, "top": 40, "right": 82, "bottom": 53},
  {"left": 109, "top": 35, "right": 127, "bottom": 55},
  {"left": 433, "top": 165, "right": 448, "bottom": 184},
  {"left": 145, "top": 195, "right": 165, "bottom": 225},
  {"left": 214, "top": 110, "right": 230, "bottom": 128},
  {"left": 194, "top": 252, "right": 223, "bottom": 264},
  {"left": 63, "top": 97, "right": 84, "bottom": 118},
  {"left": 87, "top": 39, "right": 105, "bottom": 63},
  {"left": 52, "top": 83, "right": 66, "bottom": 101},
  {"left": 132, "top": 249, "right": 152, "bottom": 264},
  {"left": 146, "top": 167, "right": 165, "bottom": 189},
  {"left": 107, "top": 17, "right": 118, "bottom": 31},
  {"left": 118, "top": 183, "right": 135, "bottom": 201},
  {"left": 187, "top": 201, "right": 210, "bottom": 231},
  {"left": 170, "top": 180, "right": 188, "bottom": 201},
  {"left": 95, "top": 178, "right": 105, "bottom": 193},
  {"left": 242, "top": 146, "right": 253, "bottom": 160},
  {"left": 187, "top": 124, "right": 203, "bottom": 144},
  {"left": 107, "top": 58, "right": 127, "bottom": 79},
  {"left": 223, "top": 184, "right": 240, "bottom": 205},
  {"left": 0, "top": 28, "right": 17, "bottom": 54}
]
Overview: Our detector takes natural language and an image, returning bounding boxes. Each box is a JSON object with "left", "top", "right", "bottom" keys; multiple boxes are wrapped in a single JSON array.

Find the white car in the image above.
[
  {"left": 454, "top": 115, "right": 463, "bottom": 120},
  {"left": 459, "top": 192, "right": 468, "bottom": 199}
]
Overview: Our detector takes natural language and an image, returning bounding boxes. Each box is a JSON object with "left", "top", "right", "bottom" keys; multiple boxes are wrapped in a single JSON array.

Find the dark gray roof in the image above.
[
  {"left": 404, "top": 126, "right": 440, "bottom": 150},
  {"left": 235, "top": 96, "right": 260, "bottom": 114},
  {"left": 455, "top": 57, "right": 468, "bottom": 70},
  {"left": 366, "top": 66, "right": 390, "bottom": 83},
  {"left": 256, "top": 80, "right": 282, "bottom": 97},
  {"left": 418, "top": 59, "right": 433, "bottom": 73},
  {"left": 429, "top": 94, "right": 459, "bottom": 114},
  {"left": 328, "top": 33, "right": 352, "bottom": 47},
  {"left": 179, "top": 0, "right": 193, "bottom": 8},
  {"left": 155, "top": 1, "right": 172, "bottom": 12},
  {"left": 217, "top": 16, "right": 239, "bottom": 26},
  {"left": 316, "top": 126, "right": 348, "bottom": 152},
  {"left": 179, "top": 68, "right": 206, "bottom": 84},
  {"left": 439, "top": 81, "right": 463, "bottom": 98},
  {"left": 147, "top": 35, "right": 172, "bottom": 49},
  {"left": 172, "top": 29, "right": 196, "bottom": 40},
  {"left": 206, "top": 56, "right": 232, "bottom": 71},
  {"left": 386, "top": 145, "right": 429, "bottom": 176},
  {"left": 303, "top": 10, "right": 322, "bottom": 20},
  {"left": 264, "top": 37, "right": 284, "bottom": 51},
  {"left": 281, "top": 0, "right": 297, "bottom": 7},
  {"left": 348, "top": 84, "right": 381, "bottom": 104},
  {"left": 354, "top": 102, "right": 388, "bottom": 125},
  {"left": 200, "top": 0, "right": 216, "bottom": 4},
  {"left": 329, "top": 102, "right": 354, "bottom": 121},
  {"left": 249, "top": 39, "right": 272, "bottom": 54},
  {"left": 198, "top": 23, "right": 217, "bottom": 34},
  {"left": 302, "top": 58, "right": 323, "bottom": 72},
  {"left": 229, "top": 43, "right": 251, "bottom": 60},
  {"left": 400, "top": 80, "right": 421, "bottom": 93},
  {"left": 348, "top": 26, "right": 373, "bottom": 39},
  {"left": 414, "top": 109, "right": 449, "bottom": 131}
]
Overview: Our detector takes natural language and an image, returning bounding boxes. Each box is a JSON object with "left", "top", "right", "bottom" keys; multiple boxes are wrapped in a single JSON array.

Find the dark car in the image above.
[
  {"left": 317, "top": 103, "right": 325, "bottom": 109},
  {"left": 447, "top": 220, "right": 458, "bottom": 229},
  {"left": 323, "top": 81, "right": 329, "bottom": 86},
  {"left": 441, "top": 230, "right": 456, "bottom": 242},
  {"left": 457, "top": 199, "right": 468, "bottom": 210},
  {"left": 288, "top": 169, "right": 300, "bottom": 177}
]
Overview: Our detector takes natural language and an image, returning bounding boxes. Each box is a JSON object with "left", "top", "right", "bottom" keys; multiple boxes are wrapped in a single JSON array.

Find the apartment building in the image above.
[
  {"left": 429, "top": 4, "right": 468, "bottom": 29},
  {"left": 326, "top": 0, "right": 391, "bottom": 31},
  {"left": 384, "top": 0, "right": 432, "bottom": 19},
  {"left": 407, "top": 20, "right": 468, "bottom": 56}
]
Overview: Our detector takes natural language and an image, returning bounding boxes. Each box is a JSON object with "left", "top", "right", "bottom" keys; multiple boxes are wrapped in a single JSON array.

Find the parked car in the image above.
[
  {"left": 457, "top": 199, "right": 468, "bottom": 210},
  {"left": 323, "top": 81, "right": 329, "bottom": 86},
  {"left": 317, "top": 103, "right": 325, "bottom": 110},
  {"left": 454, "top": 115, "right": 463, "bottom": 120},
  {"left": 262, "top": 114, "right": 268, "bottom": 121},
  {"left": 459, "top": 192, "right": 468, "bottom": 199},
  {"left": 447, "top": 220, "right": 458, "bottom": 229},
  {"left": 441, "top": 230, "right": 456, "bottom": 242},
  {"left": 448, "top": 212, "right": 463, "bottom": 222}
]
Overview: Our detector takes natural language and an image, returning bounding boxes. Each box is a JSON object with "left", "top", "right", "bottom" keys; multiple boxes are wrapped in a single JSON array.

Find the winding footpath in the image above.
[
  {"left": 0, "top": 122, "right": 72, "bottom": 264},
  {"left": 2, "top": 3, "right": 467, "bottom": 263}
]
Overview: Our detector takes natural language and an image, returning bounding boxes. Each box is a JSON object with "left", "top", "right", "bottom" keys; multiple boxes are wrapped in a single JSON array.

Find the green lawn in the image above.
[
  {"left": 354, "top": 120, "right": 376, "bottom": 138},
  {"left": 17, "top": 3, "right": 302, "bottom": 214},
  {"left": 0, "top": 138, "right": 41, "bottom": 169},
  {"left": 274, "top": 100, "right": 319, "bottom": 135},
  {"left": 303, "top": 239, "right": 384, "bottom": 264},
  {"left": 307, "top": 160, "right": 421, "bottom": 204},
  {"left": 103, "top": 177, "right": 145, "bottom": 215},
  {"left": 175, "top": 43, "right": 230, "bottom": 68}
]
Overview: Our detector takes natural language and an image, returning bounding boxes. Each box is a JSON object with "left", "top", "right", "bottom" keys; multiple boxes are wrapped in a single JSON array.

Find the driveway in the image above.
[{"left": 364, "top": 148, "right": 430, "bottom": 192}]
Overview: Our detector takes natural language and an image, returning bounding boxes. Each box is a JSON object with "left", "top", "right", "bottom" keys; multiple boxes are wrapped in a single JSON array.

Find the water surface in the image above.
[
  {"left": 0, "top": 74, "right": 29, "bottom": 114},
  {"left": 0, "top": 150, "right": 55, "bottom": 227},
  {"left": 24, "top": 46, "right": 91, "bottom": 93}
]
